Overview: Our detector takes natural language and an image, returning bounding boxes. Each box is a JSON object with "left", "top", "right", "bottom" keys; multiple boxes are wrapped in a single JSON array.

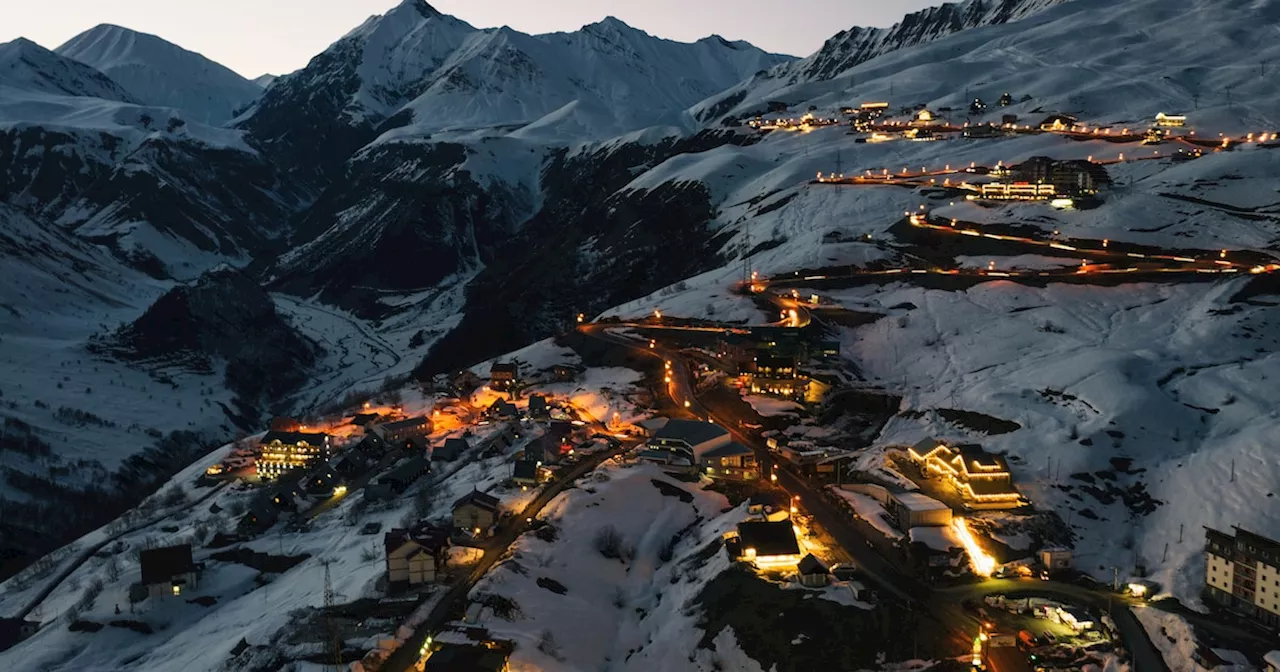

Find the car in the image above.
[
  {"left": 1039, "top": 570, "right": 1050, "bottom": 581},
  {"left": 360, "top": 522, "right": 382, "bottom": 535}
]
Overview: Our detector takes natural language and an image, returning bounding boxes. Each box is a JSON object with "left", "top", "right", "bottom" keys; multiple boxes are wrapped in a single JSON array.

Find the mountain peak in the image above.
[
  {"left": 585, "top": 16, "right": 640, "bottom": 34},
  {"left": 0, "top": 36, "right": 139, "bottom": 102}
]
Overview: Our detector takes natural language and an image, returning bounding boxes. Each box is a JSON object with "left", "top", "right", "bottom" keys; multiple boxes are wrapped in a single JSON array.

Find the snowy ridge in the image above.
[
  {"left": 0, "top": 38, "right": 136, "bottom": 102},
  {"left": 56, "top": 25, "right": 263, "bottom": 125}
]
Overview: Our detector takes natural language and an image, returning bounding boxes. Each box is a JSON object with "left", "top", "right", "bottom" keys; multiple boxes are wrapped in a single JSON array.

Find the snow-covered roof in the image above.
[
  {"left": 652, "top": 419, "right": 729, "bottom": 447},
  {"left": 891, "top": 491, "right": 949, "bottom": 512},
  {"left": 702, "top": 441, "right": 753, "bottom": 459}
]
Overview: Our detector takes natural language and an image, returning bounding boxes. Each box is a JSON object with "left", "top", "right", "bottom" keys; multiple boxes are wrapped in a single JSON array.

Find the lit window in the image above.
[{"left": 172, "top": 584, "right": 181, "bottom": 596}]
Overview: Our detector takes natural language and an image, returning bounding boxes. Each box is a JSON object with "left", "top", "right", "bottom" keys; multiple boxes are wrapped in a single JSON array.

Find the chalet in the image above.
[
  {"left": 1038, "top": 114, "right": 1078, "bottom": 132},
  {"left": 907, "top": 439, "right": 1022, "bottom": 509},
  {"left": 303, "top": 465, "right": 343, "bottom": 497},
  {"left": 730, "top": 520, "right": 802, "bottom": 568},
  {"left": 451, "top": 369, "right": 482, "bottom": 396},
  {"left": 1155, "top": 112, "right": 1187, "bottom": 127},
  {"left": 238, "top": 499, "right": 280, "bottom": 533},
  {"left": 402, "top": 435, "right": 431, "bottom": 454},
  {"left": 139, "top": 544, "right": 201, "bottom": 599},
  {"left": 0, "top": 617, "right": 40, "bottom": 653},
  {"left": 552, "top": 364, "right": 583, "bottom": 382},
  {"left": 329, "top": 452, "right": 371, "bottom": 477},
  {"left": 385, "top": 523, "right": 451, "bottom": 588},
  {"left": 646, "top": 419, "right": 731, "bottom": 465},
  {"left": 998, "top": 92, "right": 1013, "bottom": 107},
  {"left": 258, "top": 431, "right": 331, "bottom": 478},
  {"left": 748, "top": 492, "right": 790, "bottom": 522},
  {"left": 453, "top": 490, "right": 501, "bottom": 537},
  {"left": 527, "top": 395, "right": 549, "bottom": 420},
  {"left": 911, "top": 108, "right": 940, "bottom": 127},
  {"left": 797, "top": 554, "right": 830, "bottom": 587},
  {"left": 886, "top": 491, "right": 952, "bottom": 529},
  {"left": 353, "top": 433, "right": 388, "bottom": 455},
  {"left": 512, "top": 460, "right": 540, "bottom": 487},
  {"left": 366, "top": 456, "right": 429, "bottom": 500},
  {"left": 489, "top": 362, "right": 518, "bottom": 392},
  {"left": 700, "top": 441, "right": 759, "bottom": 481},
  {"left": 487, "top": 399, "right": 518, "bottom": 420},
  {"left": 434, "top": 437, "right": 469, "bottom": 462},
  {"left": 375, "top": 416, "right": 432, "bottom": 443}
]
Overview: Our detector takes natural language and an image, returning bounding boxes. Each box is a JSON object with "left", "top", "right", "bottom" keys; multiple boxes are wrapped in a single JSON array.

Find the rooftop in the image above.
[
  {"left": 379, "top": 416, "right": 430, "bottom": 431},
  {"left": 652, "top": 419, "right": 729, "bottom": 447},
  {"left": 454, "top": 489, "right": 500, "bottom": 512},
  {"left": 139, "top": 544, "right": 196, "bottom": 585},
  {"left": 798, "top": 553, "right": 829, "bottom": 575},
  {"left": 892, "top": 491, "right": 950, "bottom": 512},
  {"left": 701, "top": 441, "right": 754, "bottom": 459},
  {"left": 737, "top": 520, "right": 800, "bottom": 558},
  {"left": 260, "top": 430, "right": 329, "bottom": 445}
]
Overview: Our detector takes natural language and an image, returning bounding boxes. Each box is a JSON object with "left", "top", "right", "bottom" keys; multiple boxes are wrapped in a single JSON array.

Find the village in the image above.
[{"left": 5, "top": 96, "right": 1280, "bottom": 672}]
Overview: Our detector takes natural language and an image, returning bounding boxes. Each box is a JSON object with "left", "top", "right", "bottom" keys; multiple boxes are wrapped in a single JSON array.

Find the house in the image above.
[
  {"left": 512, "top": 460, "right": 540, "bottom": 486},
  {"left": 797, "top": 554, "right": 830, "bottom": 587},
  {"left": 552, "top": 364, "right": 582, "bottom": 382},
  {"left": 1155, "top": 112, "right": 1187, "bottom": 127},
  {"left": 385, "top": 523, "right": 451, "bottom": 588},
  {"left": 435, "top": 437, "right": 469, "bottom": 461},
  {"left": 998, "top": 92, "right": 1013, "bottom": 107},
  {"left": 700, "top": 441, "right": 759, "bottom": 481},
  {"left": 731, "top": 520, "right": 802, "bottom": 568},
  {"left": 1056, "top": 606, "right": 1095, "bottom": 631},
  {"left": 353, "top": 433, "right": 388, "bottom": 455},
  {"left": 374, "top": 416, "right": 432, "bottom": 443},
  {"left": 963, "top": 124, "right": 1002, "bottom": 139},
  {"left": 1038, "top": 114, "right": 1078, "bottom": 131},
  {"left": 886, "top": 491, "right": 952, "bottom": 529},
  {"left": 451, "top": 369, "right": 483, "bottom": 397},
  {"left": 257, "top": 430, "right": 331, "bottom": 478},
  {"left": 423, "top": 643, "right": 511, "bottom": 672},
  {"left": 303, "top": 465, "right": 343, "bottom": 497},
  {"left": 366, "top": 456, "right": 429, "bottom": 500},
  {"left": 1205, "top": 527, "right": 1280, "bottom": 627},
  {"left": 489, "top": 362, "right": 518, "bottom": 392},
  {"left": 139, "top": 544, "right": 201, "bottom": 599},
  {"left": 646, "top": 419, "right": 731, "bottom": 464},
  {"left": 1001, "top": 113, "right": 1019, "bottom": 125},
  {"left": 1039, "top": 547, "right": 1072, "bottom": 570},
  {"left": 907, "top": 440, "right": 1022, "bottom": 509},
  {"left": 402, "top": 435, "right": 431, "bottom": 454},
  {"left": 238, "top": 499, "right": 280, "bottom": 533},
  {"left": 487, "top": 399, "right": 518, "bottom": 420},
  {"left": 527, "top": 395, "right": 549, "bottom": 420},
  {"left": 911, "top": 108, "right": 940, "bottom": 127},
  {"left": 0, "top": 617, "right": 40, "bottom": 653},
  {"left": 330, "top": 452, "right": 372, "bottom": 478},
  {"left": 748, "top": 353, "right": 808, "bottom": 400},
  {"left": 748, "top": 492, "right": 790, "bottom": 522},
  {"left": 847, "top": 580, "right": 871, "bottom": 602},
  {"left": 453, "top": 490, "right": 502, "bottom": 536}
]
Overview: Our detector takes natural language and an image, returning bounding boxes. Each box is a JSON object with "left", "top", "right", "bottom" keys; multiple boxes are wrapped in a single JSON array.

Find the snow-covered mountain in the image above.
[
  {"left": 251, "top": 73, "right": 276, "bottom": 88},
  {"left": 236, "top": 0, "right": 792, "bottom": 188},
  {"left": 0, "top": 37, "right": 136, "bottom": 102},
  {"left": 56, "top": 25, "right": 263, "bottom": 125}
]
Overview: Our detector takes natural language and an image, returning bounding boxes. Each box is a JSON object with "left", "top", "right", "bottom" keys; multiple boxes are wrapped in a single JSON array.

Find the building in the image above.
[
  {"left": 907, "top": 439, "right": 1022, "bottom": 509},
  {"left": 366, "top": 456, "right": 429, "bottom": 500},
  {"left": 1205, "top": 526, "right": 1280, "bottom": 627},
  {"left": 646, "top": 419, "right": 731, "bottom": 465},
  {"left": 886, "top": 491, "right": 952, "bottom": 529},
  {"left": 453, "top": 490, "right": 502, "bottom": 536},
  {"left": 731, "top": 520, "right": 802, "bottom": 568},
  {"left": 976, "top": 182, "right": 1057, "bottom": 201},
  {"left": 512, "top": 460, "right": 540, "bottom": 486},
  {"left": 911, "top": 108, "right": 941, "bottom": 127},
  {"left": 423, "top": 643, "right": 511, "bottom": 672},
  {"left": 451, "top": 369, "right": 483, "bottom": 397},
  {"left": 385, "top": 523, "right": 451, "bottom": 588},
  {"left": 552, "top": 363, "right": 582, "bottom": 382},
  {"left": 434, "top": 437, "right": 469, "bottom": 461},
  {"left": 489, "top": 362, "right": 518, "bottom": 392},
  {"left": 797, "top": 554, "right": 830, "bottom": 587},
  {"left": 487, "top": 399, "right": 518, "bottom": 420},
  {"left": 0, "top": 617, "right": 40, "bottom": 653},
  {"left": 257, "top": 431, "right": 331, "bottom": 478},
  {"left": 139, "top": 544, "right": 201, "bottom": 599},
  {"left": 1155, "top": 112, "right": 1187, "bottom": 127},
  {"left": 527, "top": 394, "right": 549, "bottom": 420},
  {"left": 1001, "top": 114, "right": 1019, "bottom": 125},
  {"left": 1039, "top": 547, "right": 1072, "bottom": 570},
  {"left": 303, "top": 465, "right": 343, "bottom": 497},
  {"left": 1056, "top": 606, "right": 1095, "bottom": 631},
  {"left": 374, "top": 416, "right": 431, "bottom": 443},
  {"left": 1038, "top": 114, "right": 1078, "bottom": 132},
  {"left": 747, "top": 492, "right": 790, "bottom": 522},
  {"left": 700, "top": 442, "right": 759, "bottom": 481},
  {"left": 238, "top": 499, "right": 280, "bottom": 533},
  {"left": 964, "top": 124, "right": 1002, "bottom": 139},
  {"left": 748, "top": 353, "right": 808, "bottom": 400}
]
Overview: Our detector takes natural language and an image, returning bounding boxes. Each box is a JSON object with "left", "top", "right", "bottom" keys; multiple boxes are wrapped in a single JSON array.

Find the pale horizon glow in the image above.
[{"left": 4, "top": 0, "right": 941, "bottom": 79}]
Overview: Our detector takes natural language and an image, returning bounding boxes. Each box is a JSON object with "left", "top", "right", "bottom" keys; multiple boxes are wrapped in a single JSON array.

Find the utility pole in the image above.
[
  {"left": 322, "top": 561, "right": 341, "bottom": 672},
  {"left": 1179, "top": 523, "right": 1184, "bottom": 544},
  {"left": 1230, "top": 458, "right": 1236, "bottom": 483},
  {"left": 1162, "top": 543, "right": 1169, "bottom": 563},
  {"left": 742, "top": 218, "right": 752, "bottom": 289},
  {"left": 835, "top": 148, "right": 844, "bottom": 177}
]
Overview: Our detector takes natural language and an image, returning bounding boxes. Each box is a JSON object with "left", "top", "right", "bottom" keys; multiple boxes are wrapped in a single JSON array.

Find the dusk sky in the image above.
[{"left": 6, "top": 0, "right": 941, "bottom": 78}]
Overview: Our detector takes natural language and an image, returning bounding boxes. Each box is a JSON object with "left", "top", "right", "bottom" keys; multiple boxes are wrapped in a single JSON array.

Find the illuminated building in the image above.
[
  {"left": 907, "top": 439, "right": 1022, "bottom": 509},
  {"left": 257, "top": 430, "right": 330, "bottom": 477},
  {"left": 700, "top": 441, "right": 759, "bottom": 481},
  {"left": 976, "top": 182, "right": 1057, "bottom": 200},
  {"left": 1155, "top": 112, "right": 1187, "bottom": 127},
  {"left": 1205, "top": 526, "right": 1280, "bottom": 627},
  {"left": 727, "top": 520, "right": 802, "bottom": 568}
]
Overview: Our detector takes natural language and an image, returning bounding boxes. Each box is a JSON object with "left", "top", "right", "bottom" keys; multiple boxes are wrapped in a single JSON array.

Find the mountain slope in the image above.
[
  {"left": 0, "top": 37, "right": 136, "bottom": 101},
  {"left": 692, "top": 0, "right": 1068, "bottom": 122},
  {"left": 57, "top": 25, "right": 263, "bottom": 125}
]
